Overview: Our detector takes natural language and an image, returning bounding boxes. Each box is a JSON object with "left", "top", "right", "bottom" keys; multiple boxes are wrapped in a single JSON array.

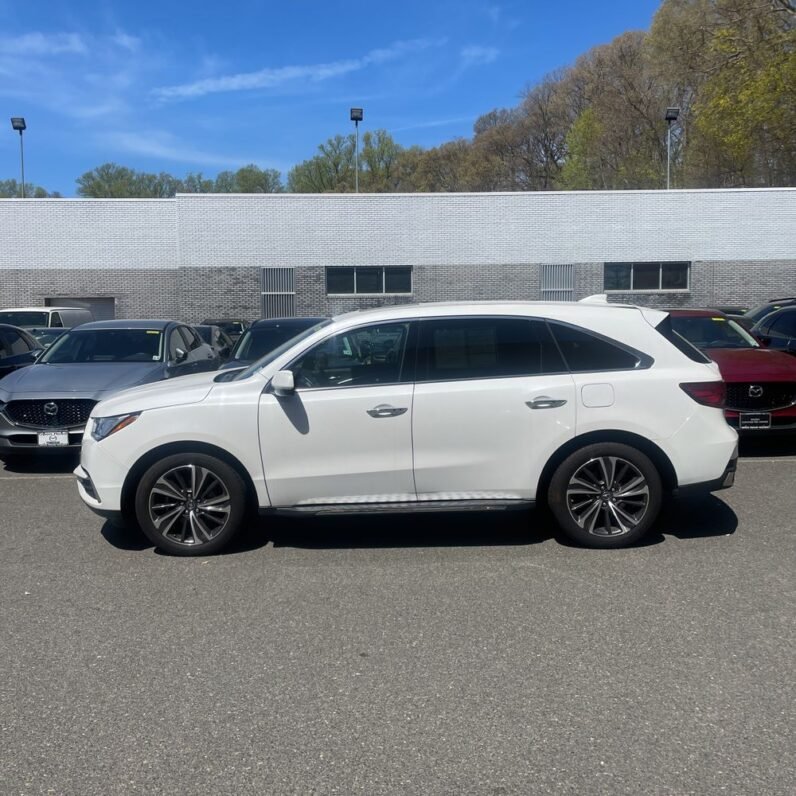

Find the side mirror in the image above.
[
  {"left": 271, "top": 370, "right": 295, "bottom": 395},
  {"left": 172, "top": 347, "right": 188, "bottom": 365}
]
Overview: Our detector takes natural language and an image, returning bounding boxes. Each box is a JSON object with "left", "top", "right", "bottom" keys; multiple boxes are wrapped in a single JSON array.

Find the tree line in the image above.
[{"left": 4, "top": 0, "right": 793, "bottom": 198}]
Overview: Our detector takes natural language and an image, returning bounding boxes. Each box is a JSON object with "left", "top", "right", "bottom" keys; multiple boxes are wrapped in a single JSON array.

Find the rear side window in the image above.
[
  {"left": 50, "top": 312, "right": 63, "bottom": 328},
  {"left": 548, "top": 322, "right": 642, "bottom": 372},
  {"left": 654, "top": 316, "right": 711, "bottom": 363},
  {"left": 417, "top": 318, "right": 566, "bottom": 381},
  {"left": 0, "top": 329, "right": 33, "bottom": 356}
]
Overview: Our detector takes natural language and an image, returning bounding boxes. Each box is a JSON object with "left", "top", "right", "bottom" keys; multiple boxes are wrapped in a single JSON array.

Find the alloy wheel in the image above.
[
  {"left": 148, "top": 464, "right": 231, "bottom": 546},
  {"left": 565, "top": 456, "right": 650, "bottom": 537}
]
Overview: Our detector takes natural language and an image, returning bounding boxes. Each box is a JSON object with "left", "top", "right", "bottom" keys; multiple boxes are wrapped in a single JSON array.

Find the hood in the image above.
[
  {"left": 0, "top": 362, "right": 165, "bottom": 401},
  {"left": 706, "top": 347, "right": 796, "bottom": 382},
  {"left": 91, "top": 370, "right": 219, "bottom": 417}
]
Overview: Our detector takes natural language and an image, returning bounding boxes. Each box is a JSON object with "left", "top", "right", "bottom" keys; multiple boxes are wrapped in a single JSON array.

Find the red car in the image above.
[{"left": 669, "top": 309, "right": 796, "bottom": 432}]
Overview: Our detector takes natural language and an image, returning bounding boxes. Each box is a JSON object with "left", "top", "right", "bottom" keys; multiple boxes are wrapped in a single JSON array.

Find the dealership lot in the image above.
[{"left": 1, "top": 442, "right": 794, "bottom": 795}]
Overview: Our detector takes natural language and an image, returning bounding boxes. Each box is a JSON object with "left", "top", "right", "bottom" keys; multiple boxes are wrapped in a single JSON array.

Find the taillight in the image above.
[{"left": 680, "top": 381, "right": 726, "bottom": 408}]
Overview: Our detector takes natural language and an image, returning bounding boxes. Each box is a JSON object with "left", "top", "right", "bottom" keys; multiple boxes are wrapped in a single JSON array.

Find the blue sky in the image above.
[{"left": 0, "top": 0, "right": 661, "bottom": 195}]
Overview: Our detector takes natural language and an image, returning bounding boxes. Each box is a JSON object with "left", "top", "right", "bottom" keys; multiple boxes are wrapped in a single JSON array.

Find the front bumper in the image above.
[
  {"left": 0, "top": 411, "right": 85, "bottom": 452},
  {"left": 74, "top": 463, "right": 124, "bottom": 523},
  {"left": 725, "top": 407, "right": 796, "bottom": 432}
]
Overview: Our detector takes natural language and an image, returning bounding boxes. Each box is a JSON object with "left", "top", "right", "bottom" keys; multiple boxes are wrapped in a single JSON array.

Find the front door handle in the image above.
[
  {"left": 367, "top": 404, "right": 408, "bottom": 418},
  {"left": 526, "top": 396, "right": 568, "bottom": 410}
]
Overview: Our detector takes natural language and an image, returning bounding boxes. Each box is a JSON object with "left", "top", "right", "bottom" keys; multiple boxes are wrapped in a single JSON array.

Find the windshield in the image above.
[
  {"left": 40, "top": 329, "right": 165, "bottom": 363},
  {"left": 0, "top": 311, "right": 49, "bottom": 328},
  {"left": 670, "top": 315, "right": 759, "bottom": 350},
  {"left": 233, "top": 322, "right": 322, "bottom": 362},
  {"left": 233, "top": 320, "right": 332, "bottom": 380},
  {"left": 746, "top": 302, "right": 791, "bottom": 323}
]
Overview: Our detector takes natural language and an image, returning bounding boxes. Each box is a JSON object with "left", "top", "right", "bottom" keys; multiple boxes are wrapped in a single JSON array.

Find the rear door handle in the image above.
[
  {"left": 526, "top": 396, "right": 568, "bottom": 410},
  {"left": 367, "top": 404, "right": 408, "bottom": 418}
]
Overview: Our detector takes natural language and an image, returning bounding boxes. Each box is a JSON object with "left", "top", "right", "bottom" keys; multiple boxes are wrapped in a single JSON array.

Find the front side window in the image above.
[
  {"left": 417, "top": 318, "right": 565, "bottom": 382},
  {"left": 768, "top": 310, "right": 796, "bottom": 337},
  {"left": 548, "top": 322, "right": 642, "bottom": 372},
  {"left": 326, "top": 266, "right": 412, "bottom": 295},
  {"left": 50, "top": 313, "right": 63, "bottom": 328},
  {"left": 41, "top": 329, "right": 164, "bottom": 363},
  {"left": 290, "top": 322, "right": 410, "bottom": 389},
  {"left": 0, "top": 329, "right": 33, "bottom": 357},
  {"left": 604, "top": 262, "right": 690, "bottom": 291}
]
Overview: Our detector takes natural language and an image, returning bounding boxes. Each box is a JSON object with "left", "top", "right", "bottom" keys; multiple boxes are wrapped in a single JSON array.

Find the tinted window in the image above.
[
  {"left": 549, "top": 322, "right": 640, "bottom": 372},
  {"left": 326, "top": 267, "right": 355, "bottom": 294},
  {"left": 604, "top": 264, "right": 631, "bottom": 291},
  {"left": 417, "top": 318, "right": 565, "bottom": 381},
  {"left": 661, "top": 263, "right": 689, "bottom": 289},
  {"left": 0, "top": 311, "right": 49, "bottom": 327},
  {"left": 670, "top": 315, "right": 758, "bottom": 349},
  {"left": 41, "top": 329, "right": 164, "bottom": 363},
  {"left": 654, "top": 317, "right": 711, "bottom": 364},
  {"left": 632, "top": 264, "right": 660, "bottom": 290},
  {"left": 0, "top": 329, "right": 33, "bottom": 357},
  {"left": 291, "top": 323, "right": 410, "bottom": 388},
  {"left": 178, "top": 326, "right": 202, "bottom": 351},
  {"left": 769, "top": 310, "right": 796, "bottom": 337},
  {"left": 385, "top": 267, "right": 412, "bottom": 293},
  {"left": 355, "top": 267, "right": 382, "bottom": 293}
]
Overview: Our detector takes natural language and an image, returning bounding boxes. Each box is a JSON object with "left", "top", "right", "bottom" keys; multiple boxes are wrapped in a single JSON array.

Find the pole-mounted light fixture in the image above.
[
  {"left": 10, "top": 117, "right": 27, "bottom": 198},
  {"left": 665, "top": 107, "right": 680, "bottom": 190},
  {"left": 350, "top": 108, "right": 363, "bottom": 193}
]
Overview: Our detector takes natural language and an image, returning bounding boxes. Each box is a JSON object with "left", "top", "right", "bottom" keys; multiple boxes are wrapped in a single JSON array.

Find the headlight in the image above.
[{"left": 91, "top": 413, "right": 140, "bottom": 442}]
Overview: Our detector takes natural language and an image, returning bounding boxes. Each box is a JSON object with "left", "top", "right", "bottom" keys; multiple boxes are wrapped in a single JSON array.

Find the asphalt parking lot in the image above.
[{"left": 1, "top": 439, "right": 794, "bottom": 795}]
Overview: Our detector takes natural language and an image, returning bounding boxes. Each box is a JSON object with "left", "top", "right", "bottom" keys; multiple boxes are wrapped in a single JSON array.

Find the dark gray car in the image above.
[{"left": 0, "top": 320, "right": 218, "bottom": 455}]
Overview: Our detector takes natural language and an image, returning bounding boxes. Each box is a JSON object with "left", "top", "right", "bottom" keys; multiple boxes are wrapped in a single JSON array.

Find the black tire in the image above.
[
  {"left": 547, "top": 442, "right": 662, "bottom": 548},
  {"left": 134, "top": 452, "right": 247, "bottom": 556}
]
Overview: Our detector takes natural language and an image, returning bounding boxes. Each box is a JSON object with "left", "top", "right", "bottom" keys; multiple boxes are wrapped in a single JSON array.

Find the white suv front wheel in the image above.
[
  {"left": 134, "top": 453, "right": 247, "bottom": 556},
  {"left": 548, "top": 443, "right": 663, "bottom": 548}
]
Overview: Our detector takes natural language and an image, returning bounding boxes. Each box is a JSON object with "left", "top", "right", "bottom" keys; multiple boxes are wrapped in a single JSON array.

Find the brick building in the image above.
[{"left": 1, "top": 188, "right": 794, "bottom": 321}]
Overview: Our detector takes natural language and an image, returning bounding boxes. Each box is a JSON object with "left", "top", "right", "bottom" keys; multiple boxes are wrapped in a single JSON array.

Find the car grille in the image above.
[
  {"left": 4, "top": 399, "right": 96, "bottom": 428},
  {"left": 725, "top": 382, "right": 796, "bottom": 411}
]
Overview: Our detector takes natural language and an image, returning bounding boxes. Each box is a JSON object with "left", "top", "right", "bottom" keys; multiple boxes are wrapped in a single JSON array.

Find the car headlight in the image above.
[{"left": 91, "top": 413, "right": 140, "bottom": 442}]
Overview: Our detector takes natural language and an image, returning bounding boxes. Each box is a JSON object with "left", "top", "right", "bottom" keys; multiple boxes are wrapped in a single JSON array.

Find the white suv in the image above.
[{"left": 75, "top": 302, "right": 738, "bottom": 555}]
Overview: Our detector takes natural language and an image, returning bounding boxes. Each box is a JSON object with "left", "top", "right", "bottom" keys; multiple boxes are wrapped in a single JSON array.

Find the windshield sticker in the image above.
[
  {"left": 711, "top": 317, "right": 725, "bottom": 321},
  {"left": 146, "top": 330, "right": 160, "bottom": 334}
]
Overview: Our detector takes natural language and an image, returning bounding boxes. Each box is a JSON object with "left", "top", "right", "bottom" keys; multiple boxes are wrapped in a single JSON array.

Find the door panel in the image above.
[
  {"left": 260, "top": 385, "right": 415, "bottom": 506},
  {"left": 412, "top": 375, "right": 576, "bottom": 500}
]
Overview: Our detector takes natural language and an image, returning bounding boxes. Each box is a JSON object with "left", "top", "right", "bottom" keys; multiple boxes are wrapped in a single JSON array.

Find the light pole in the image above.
[
  {"left": 10, "top": 117, "right": 26, "bottom": 198},
  {"left": 665, "top": 107, "right": 679, "bottom": 190},
  {"left": 350, "top": 107, "right": 363, "bottom": 193}
]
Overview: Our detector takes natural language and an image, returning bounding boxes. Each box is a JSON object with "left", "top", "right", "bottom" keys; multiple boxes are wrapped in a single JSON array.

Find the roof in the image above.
[
  {"left": 0, "top": 307, "right": 89, "bottom": 313},
  {"left": 250, "top": 317, "right": 326, "bottom": 328},
  {"left": 74, "top": 319, "right": 177, "bottom": 331}
]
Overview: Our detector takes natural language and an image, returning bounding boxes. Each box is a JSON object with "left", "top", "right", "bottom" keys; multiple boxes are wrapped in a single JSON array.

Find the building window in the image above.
[
  {"left": 604, "top": 262, "right": 690, "bottom": 291},
  {"left": 326, "top": 266, "right": 412, "bottom": 295}
]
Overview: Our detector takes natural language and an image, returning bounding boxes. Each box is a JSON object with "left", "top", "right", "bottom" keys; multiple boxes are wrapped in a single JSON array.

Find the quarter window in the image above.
[
  {"left": 417, "top": 318, "right": 566, "bottom": 382},
  {"left": 548, "top": 322, "right": 641, "bottom": 372},
  {"left": 326, "top": 266, "right": 412, "bottom": 295},
  {"left": 291, "top": 322, "right": 411, "bottom": 388},
  {"left": 768, "top": 311, "right": 796, "bottom": 337},
  {"left": 604, "top": 262, "right": 690, "bottom": 291}
]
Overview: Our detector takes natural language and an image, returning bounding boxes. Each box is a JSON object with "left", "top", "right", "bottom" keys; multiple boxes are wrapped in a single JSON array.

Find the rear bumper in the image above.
[{"left": 677, "top": 446, "right": 738, "bottom": 496}]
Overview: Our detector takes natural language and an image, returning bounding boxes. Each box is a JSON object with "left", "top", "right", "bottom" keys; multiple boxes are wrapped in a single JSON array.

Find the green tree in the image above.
[
  {"left": 0, "top": 179, "right": 61, "bottom": 197},
  {"left": 559, "top": 108, "right": 607, "bottom": 189}
]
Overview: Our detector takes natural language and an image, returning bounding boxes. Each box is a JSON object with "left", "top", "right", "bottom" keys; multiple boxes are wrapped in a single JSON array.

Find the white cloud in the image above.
[
  {"left": 101, "top": 130, "right": 285, "bottom": 170},
  {"left": 391, "top": 116, "right": 474, "bottom": 133},
  {"left": 111, "top": 31, "right": 141, "bottom": 52},
  {"left": 460, "top": 45, "right": 500, "bottom": 67},
  {"left": 0, "top": 32, "right": 87, "bottom": 56},
  {"left": 153, "top": 38, "right": 448, "bottom": 102}
]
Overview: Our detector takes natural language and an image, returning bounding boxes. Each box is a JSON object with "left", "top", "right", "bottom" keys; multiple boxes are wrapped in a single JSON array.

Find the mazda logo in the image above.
[
  {"left": 43, "top": 402, "right": 59, "bottom": 416},
  {"left": 748, "top": 385, "right": 764, "bottom": 398}
]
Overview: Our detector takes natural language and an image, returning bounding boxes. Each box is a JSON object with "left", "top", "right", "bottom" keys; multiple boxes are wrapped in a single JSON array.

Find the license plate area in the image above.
[
  {"left": 739, "top": 412, "right": 771, "bottom": 430},
  {"left": 37, "top": 431, "right": 70, "bottom": 447}
]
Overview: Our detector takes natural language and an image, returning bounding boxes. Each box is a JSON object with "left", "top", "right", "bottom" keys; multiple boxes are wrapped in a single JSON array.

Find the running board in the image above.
[{"left": 260, "top": 499, "right": 534, "bottom": 517}]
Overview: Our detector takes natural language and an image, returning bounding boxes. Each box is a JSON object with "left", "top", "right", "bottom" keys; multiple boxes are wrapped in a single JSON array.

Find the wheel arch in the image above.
[
  {"left": 121, "top": 441, "right": 259, "bottom": 520},
  {"left": 536, "top": 430, "right": 678, "bottom": 506}
]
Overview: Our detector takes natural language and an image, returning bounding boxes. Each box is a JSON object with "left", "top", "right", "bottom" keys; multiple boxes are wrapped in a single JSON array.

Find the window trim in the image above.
[
  {"left": 603, "top": 261, "right": 691, "bottom": 293},
  {"left": 325, "top": 266, "right": 413, "bottom": 297}
]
